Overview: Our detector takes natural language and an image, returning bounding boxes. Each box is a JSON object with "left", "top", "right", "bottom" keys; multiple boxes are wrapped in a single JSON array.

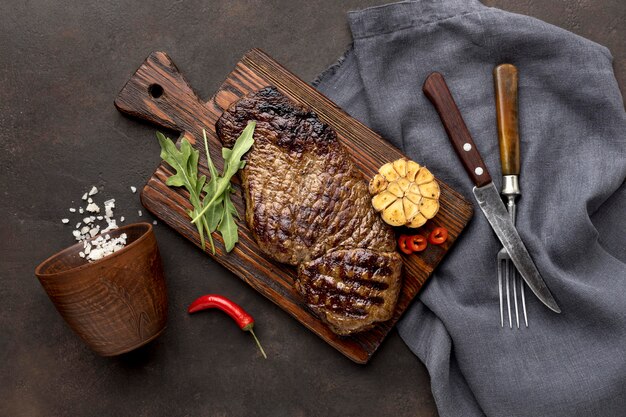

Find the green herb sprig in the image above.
[{"left": 156, "top": 121, "right": 255, "bottom": 253}]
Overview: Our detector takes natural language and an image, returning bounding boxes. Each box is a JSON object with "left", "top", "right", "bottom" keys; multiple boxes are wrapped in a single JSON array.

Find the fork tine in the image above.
[
  {"left": 520, "top": 279, "right": 528, "bottom": 327},
  {"left": 505, "top": 262, "right": 512, "bottom": 328},
  {"left": 498, "top": 260, "right": 504, "bottom": 327},
  {"left": 511, "top": 263, "right": 519, "bottom": 328}
]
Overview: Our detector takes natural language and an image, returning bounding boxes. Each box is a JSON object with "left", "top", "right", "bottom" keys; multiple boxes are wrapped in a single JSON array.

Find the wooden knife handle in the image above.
[
  {"left": 114, "top": 51, "right": 210, "bottom": 140},
  {"left": 494, "top": 64, "right": 520, "bottom": 175},
  {"left": 423, "top": 72, "right": 492, "bottom": 187}
]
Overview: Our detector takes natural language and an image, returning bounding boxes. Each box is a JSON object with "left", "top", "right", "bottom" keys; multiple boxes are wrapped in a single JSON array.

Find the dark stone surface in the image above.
[{"left": 0, "top": 1, "right": 622, "bottom": 416}]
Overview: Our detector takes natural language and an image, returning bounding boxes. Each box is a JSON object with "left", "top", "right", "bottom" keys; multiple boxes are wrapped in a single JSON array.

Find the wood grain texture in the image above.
[
  {"left": 494, "top": 64, "right": 520, "bottom": 176},
  {"left": 423, "top": 72, "right": 493, "bottom": 188},
  {"left": 34, "top": 223, "right": 167, "bottom": 356},
  {"left": 114, "top": 50, "right": 473, "bottom": 363}
]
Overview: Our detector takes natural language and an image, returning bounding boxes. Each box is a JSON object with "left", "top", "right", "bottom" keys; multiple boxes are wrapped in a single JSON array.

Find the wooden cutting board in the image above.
[{"left": 114, "top": 50, "right": 473, "bottom": 364}]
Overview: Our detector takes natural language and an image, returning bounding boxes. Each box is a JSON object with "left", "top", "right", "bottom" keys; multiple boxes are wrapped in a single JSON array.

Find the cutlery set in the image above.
[{"left": 424, "top": 65, "right": 561, "bottom": 326}]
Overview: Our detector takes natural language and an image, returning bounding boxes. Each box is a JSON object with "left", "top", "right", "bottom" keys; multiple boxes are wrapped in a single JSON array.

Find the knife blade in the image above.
[{"left": 422, "top": 72, "right": 561, "bottom": 313}]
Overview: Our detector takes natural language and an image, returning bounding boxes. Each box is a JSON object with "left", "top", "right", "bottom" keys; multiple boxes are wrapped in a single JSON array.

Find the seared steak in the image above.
[
  {"left": 297, "top": 249, "right": 402, "bottom": 335},
  {"left": 216, "top": 86, "right": 402, "bottom": 335}
]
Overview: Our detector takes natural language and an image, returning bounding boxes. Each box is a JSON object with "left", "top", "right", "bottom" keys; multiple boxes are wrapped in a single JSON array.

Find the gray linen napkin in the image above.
[{"left": 314, "top": 1, "right": 626, "bottom": 416}]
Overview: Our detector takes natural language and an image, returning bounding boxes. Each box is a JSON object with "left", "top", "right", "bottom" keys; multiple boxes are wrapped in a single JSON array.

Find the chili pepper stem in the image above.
[{"left": 247, "top": 329, "right": 267, "bottom": 359}]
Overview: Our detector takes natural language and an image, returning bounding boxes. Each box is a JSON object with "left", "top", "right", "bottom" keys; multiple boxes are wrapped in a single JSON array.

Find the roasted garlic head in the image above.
[{"left": 369, "top": 158, "right": 440, "bottom": 228}]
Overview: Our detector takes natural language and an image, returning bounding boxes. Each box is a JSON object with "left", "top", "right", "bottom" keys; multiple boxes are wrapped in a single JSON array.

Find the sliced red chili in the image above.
[
  {"left": 407, "top": 234, "right": 428, "bottom": 252},
  {"left": 428, "top": 227, "right": 449, "bottom": 245},
  {"left": 397, "top": 235, "right": 413, "bottom": 255},
  {"left": 188, "top": 294, "right": 267, "bottom": 359}
]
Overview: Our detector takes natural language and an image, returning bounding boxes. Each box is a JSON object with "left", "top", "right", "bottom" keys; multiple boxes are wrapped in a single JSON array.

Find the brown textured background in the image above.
[{"left": 0, "top": 1, "right": 623, "bottom": 416}]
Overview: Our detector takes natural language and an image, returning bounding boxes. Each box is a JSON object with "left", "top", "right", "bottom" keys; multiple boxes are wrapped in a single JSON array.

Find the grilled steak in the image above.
[
  {"left": 297, "top": 249, "right": 402, "bottom": 335},
  {"left": 216, "top": 86, "right": 402, "bottom": 335}
]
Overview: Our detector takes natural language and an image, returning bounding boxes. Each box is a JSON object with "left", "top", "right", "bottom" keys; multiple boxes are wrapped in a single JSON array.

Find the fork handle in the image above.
[{"left": 494, "top": 64, "right": 520, "bottom": 176}]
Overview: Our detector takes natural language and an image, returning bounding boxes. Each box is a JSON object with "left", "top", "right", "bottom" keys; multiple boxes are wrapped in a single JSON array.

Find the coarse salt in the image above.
[
  {"left": 83, "top": 233, "right": 128, "bottom": 262},
  {"left": 102, "top": 218, "right": 118, "bottom": 233},
  {"left": 89, "top": 226, "right": 100, "bottom": 237},
  {"left": 86, "top": 203, "right": 99, "bottom": 213},
  {"left": 138, "top": 210, "right": 142, "bottom": 217},
  {"left": 130, "top": 186, "right": 137, "bottom": 193},
  {"left": 104, "top": 199, "right": 115, "bottom": 219},
  {"left": 152, "top": 220, "right": 157, "bottom": 225},
  {"left": 65, "top": 189, "right": 130, "bottom": 247},
  {"left": 120, "top": 216, "right": 125, "bottom": 222}
]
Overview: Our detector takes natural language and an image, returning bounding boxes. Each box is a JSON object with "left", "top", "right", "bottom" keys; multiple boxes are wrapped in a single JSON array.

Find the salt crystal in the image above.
[
  {"left": 130, "top": 186, "right": 137, "bottom": 193},
  {"left": 102, "top": 218, "right": 118, "bottom": 233},
  {"left": 104, "top": 199, "right": 115, "bottom": 218},
  {"left": 153, "top": 220, "right": 157, "bottom": 225},
  {"left": 85, "top": 233, "right": 128, "bottom": 262},
  {"left": 88, "top": 248, "right": 103, "bottom": 260},
  {"left": 138, "top": 210, "right": 142, "bottom": 217},
  {"left": 68, "top": 189, "right": 130, "bottom": 262}
]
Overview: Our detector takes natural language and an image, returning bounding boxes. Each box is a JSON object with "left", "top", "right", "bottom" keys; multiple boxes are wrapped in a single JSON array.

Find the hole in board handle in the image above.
[{"left": 148, "top": 84, "right": 164, "bottom": 99}]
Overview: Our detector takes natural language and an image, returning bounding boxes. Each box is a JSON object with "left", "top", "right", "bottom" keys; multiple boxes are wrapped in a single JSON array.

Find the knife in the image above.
[{"left": 423, "top": 72, "right": 561, "bottom": 313}]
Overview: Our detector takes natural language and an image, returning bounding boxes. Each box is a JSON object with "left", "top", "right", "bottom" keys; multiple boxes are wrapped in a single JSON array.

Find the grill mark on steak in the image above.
[{"left": 216, "top": 87, "right": 402, "bottom": 335}]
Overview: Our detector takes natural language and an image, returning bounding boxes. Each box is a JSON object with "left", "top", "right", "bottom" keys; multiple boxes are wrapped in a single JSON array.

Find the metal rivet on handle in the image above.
[
  {"left": 463, "top": 143, "right": 472, "bottom": 151},
  {"left": 475, "top": 167, "right": 484, "bottom": 176}
]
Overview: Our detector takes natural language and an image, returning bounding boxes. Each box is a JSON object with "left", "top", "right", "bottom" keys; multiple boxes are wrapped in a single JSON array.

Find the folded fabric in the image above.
[{"left": 314, "top": 1, "right": 626, "bottom": 416}]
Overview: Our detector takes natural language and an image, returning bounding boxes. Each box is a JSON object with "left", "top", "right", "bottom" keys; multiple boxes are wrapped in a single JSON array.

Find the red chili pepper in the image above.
[
  {"left": 407, "top": 234, "right": 428, "bottom": 252},
  {"left": 188, "top": 294, "right": 267, "bottom": 359},
  {"left": 397, "top": 235, "right": 413, "bottom": 255},
  {"left": 428, "top": 227, "right": 449, "bottom": 245}
]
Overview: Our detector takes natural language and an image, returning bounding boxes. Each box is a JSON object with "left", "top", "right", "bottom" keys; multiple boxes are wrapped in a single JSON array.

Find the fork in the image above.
[{"left": 494, "top": 64, "right": 528, "bottom": 328}]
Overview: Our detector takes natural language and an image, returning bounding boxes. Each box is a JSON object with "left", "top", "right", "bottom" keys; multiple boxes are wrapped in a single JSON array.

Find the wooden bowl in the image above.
[{"left": 35, "top": 223, "right": 168, "bottom": 356}]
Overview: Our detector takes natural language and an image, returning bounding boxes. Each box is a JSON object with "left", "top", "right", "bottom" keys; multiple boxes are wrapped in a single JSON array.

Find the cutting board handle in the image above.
[{"left": 114, "top": 51, "right": 210, "bottom": 138}]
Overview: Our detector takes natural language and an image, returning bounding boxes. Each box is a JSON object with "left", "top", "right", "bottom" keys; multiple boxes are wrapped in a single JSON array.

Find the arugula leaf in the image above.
[
  {"left": 156, "top": 122, "right": 255, "bottom": 254},
  {"left": 191, "top": 121, "right": 256, "bottom": 224},
  {"left": 218, "top": 194, "right": 239, "bottom": 252},
  {"left": 203, "top": 129, "right": 219, "bottom": 183},
  {"left": 157, "top": 132, "right": 196, "bottom": 190}
]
